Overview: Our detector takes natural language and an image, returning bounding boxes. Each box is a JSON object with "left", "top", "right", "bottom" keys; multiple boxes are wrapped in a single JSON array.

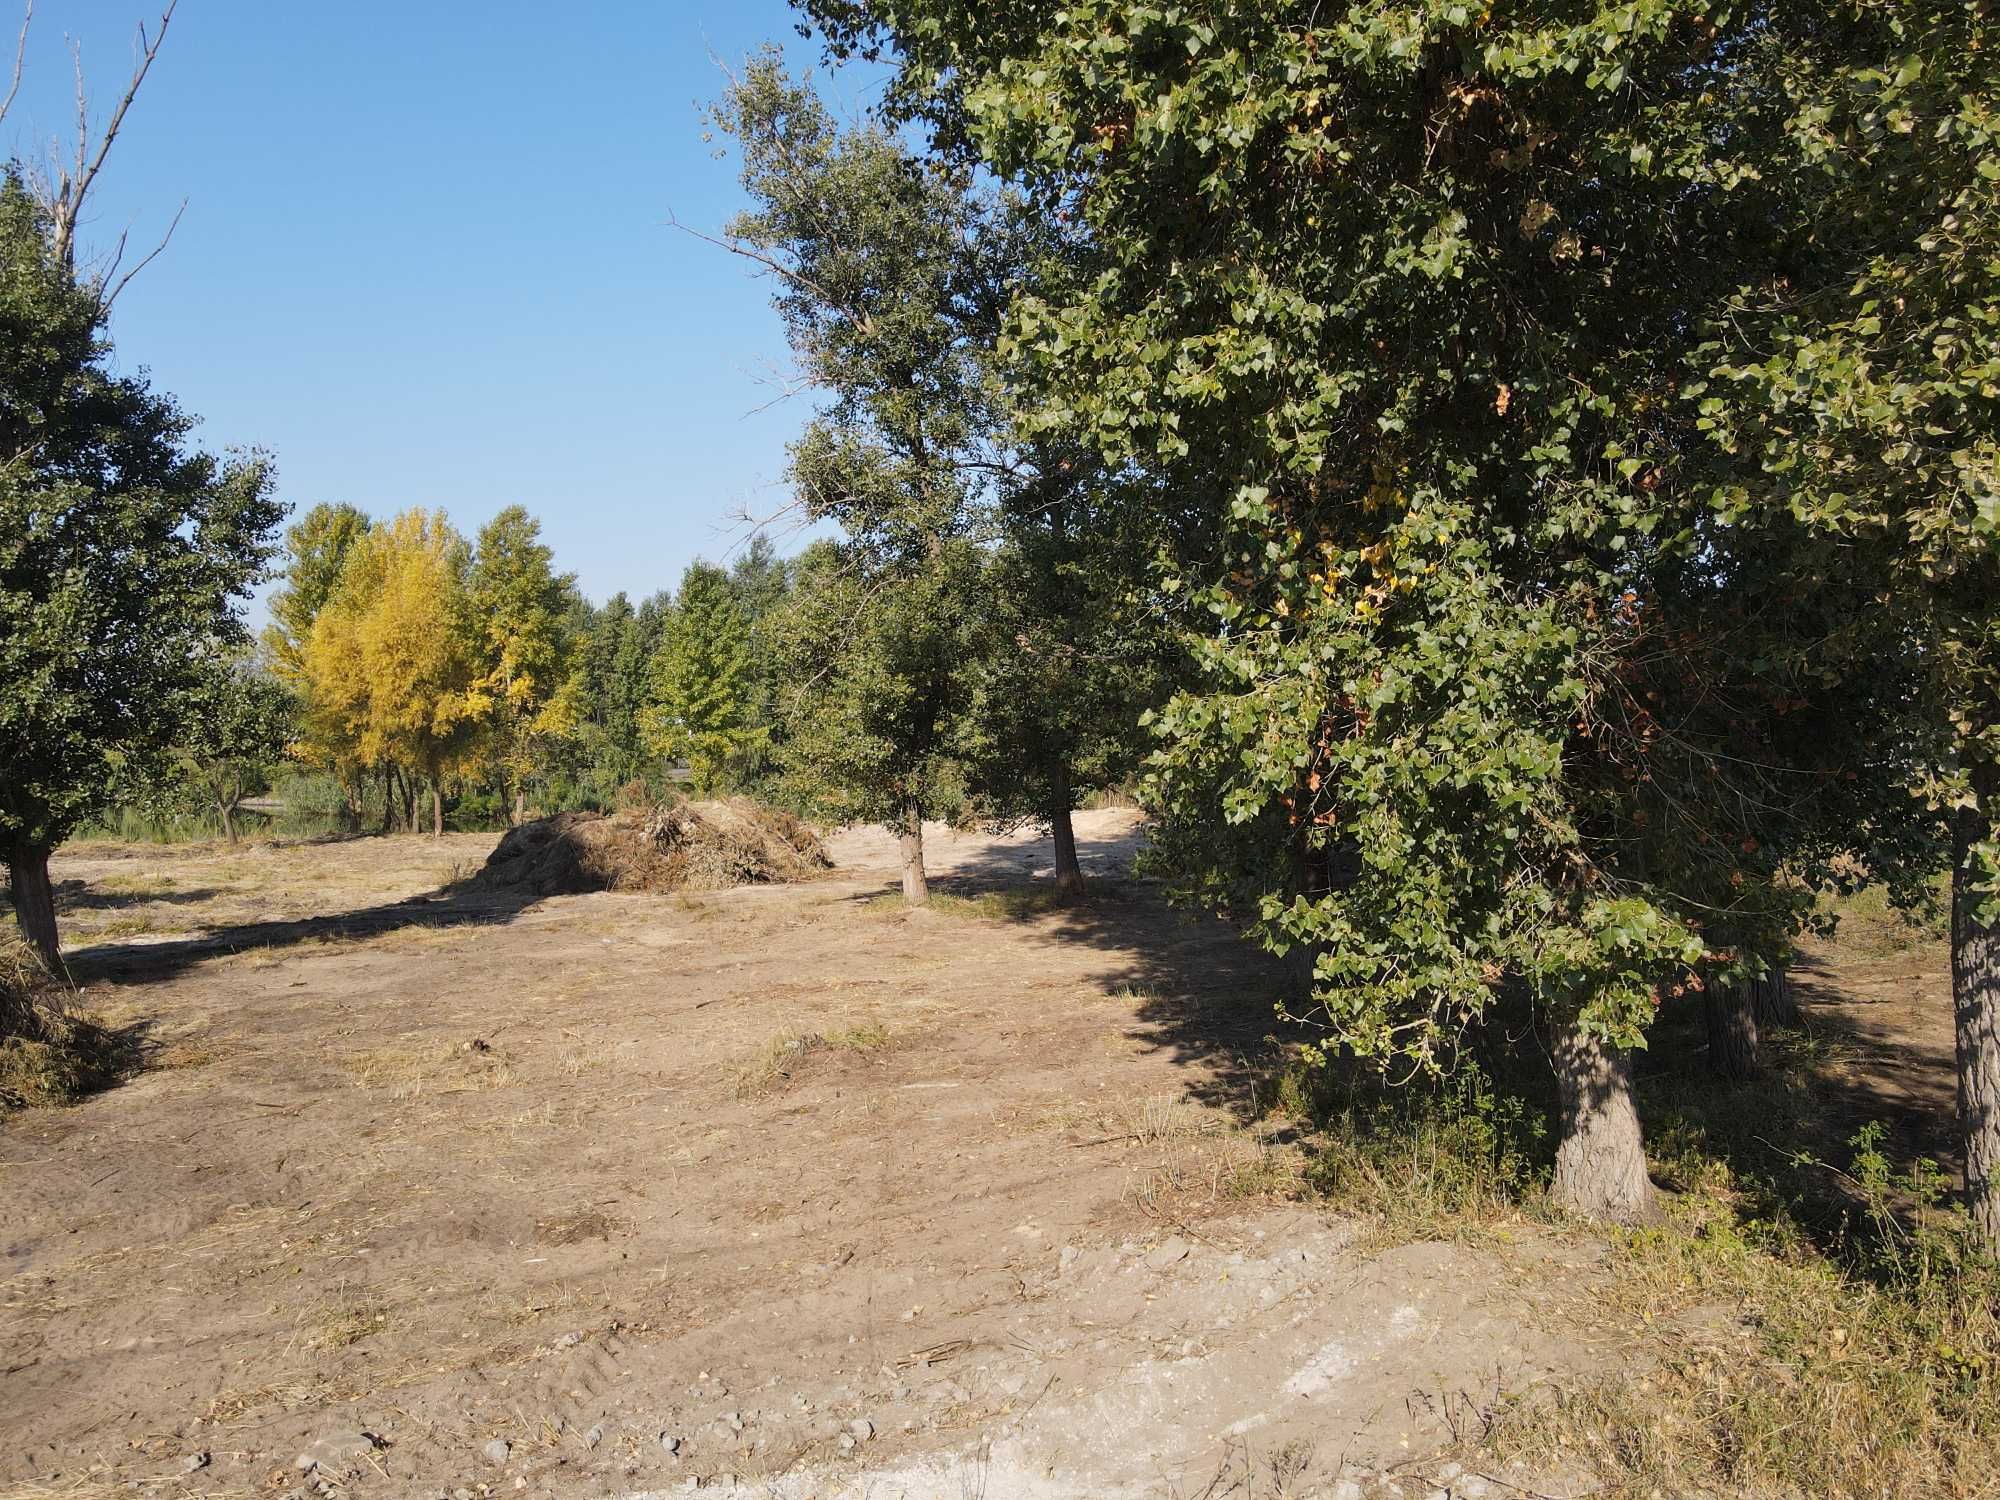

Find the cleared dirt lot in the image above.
[
  {"left": 0, "top": 814, "right": 1959, "bottom": 1499},
  {"left": 1, "top": 815, "right": 1606, "bottom": 1500}
]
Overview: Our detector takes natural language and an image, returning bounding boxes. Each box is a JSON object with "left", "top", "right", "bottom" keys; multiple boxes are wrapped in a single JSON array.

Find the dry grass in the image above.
[
  {"left": 535, "top": 1208, "right": 626, "bottom": 1245},
  {"left": 341, "top": 1037, "right": 514, "bottom": 1096},
  {"left": 305, "top": 1301, "right": 391, "bottom": 1352},
  {"left": 733, "top": 1023, "right": 896, "bottom": 1096},
  {"left": 1819, "top": 879, "right": 1950, "bottom": 956}
]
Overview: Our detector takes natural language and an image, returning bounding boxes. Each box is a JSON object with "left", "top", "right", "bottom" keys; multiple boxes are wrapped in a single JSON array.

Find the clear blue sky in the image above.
[{"left": 4, "top": 1, "right": 869, "bottom": 612}]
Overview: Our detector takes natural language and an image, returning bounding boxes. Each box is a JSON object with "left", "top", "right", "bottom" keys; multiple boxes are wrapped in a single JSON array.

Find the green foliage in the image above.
[
  {"left": 771, "top": 539, "right": 984, "bottom": 827},
  {"left": 640, "top": 561, "right": 762, "bottom": 793},
  {"left": 1284, "top": 1055, "right": 1550, "bottom": 1237},
  {"left": 168, "top": 655, "right": 296, "bottom": 840},
  {"left": 0, "top": 171, "right": 282, "bottom": 867},
  {"left": 802, "top": 0, "right": 1951, "bottom": 1080},
  {"left": 263, "top": 502, "right": 370, "bottom": 684}
]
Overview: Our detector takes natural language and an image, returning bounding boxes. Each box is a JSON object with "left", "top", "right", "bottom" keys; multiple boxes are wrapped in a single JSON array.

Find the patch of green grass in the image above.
[
  {"left": 1819, "top": 878, "right": 1950, "bottom": 956},
  {"left": 927, "top": 886, "right": 1073, "bottom": 920}
]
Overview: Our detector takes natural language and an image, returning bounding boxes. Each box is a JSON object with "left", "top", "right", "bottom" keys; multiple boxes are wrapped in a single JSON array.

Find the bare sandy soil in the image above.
[{"left": 0, "top": 813, "right": 1957, "bottom": 1499}]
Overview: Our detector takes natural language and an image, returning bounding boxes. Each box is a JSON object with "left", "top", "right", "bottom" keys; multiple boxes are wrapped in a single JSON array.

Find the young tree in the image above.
[
  {"left": 774, "top": 539, "right": 987, "bottom": 902},
  {"left": 264, "top": 502, "right": 374, "bottom": 828},
  {"left": 302, "top": 509, "right": 487, "bottom": 837},
  {"left": 640, "top": 561, "right": 761, "bottom": 794},
  {"left": 172, "top": 655, "right": 295, "bottom": 844},
  {"left": 0, "top": 173, "right": 280, "bottom": 967},
  {"left": 469, "top": 505, "right": 581, "bottom": 823}
]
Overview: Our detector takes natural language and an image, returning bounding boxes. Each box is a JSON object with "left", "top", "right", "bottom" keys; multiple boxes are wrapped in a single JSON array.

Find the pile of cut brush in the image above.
[
  {"left": 0, "top": 937, "right": 119, "bottom": 1109},
  {"left": 472, "top": 799, "right": 830, "bottom": 898}
]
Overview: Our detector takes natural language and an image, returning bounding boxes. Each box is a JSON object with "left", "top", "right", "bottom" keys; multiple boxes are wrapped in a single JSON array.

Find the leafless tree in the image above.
[{"left": 4, "top": 1, "right": 182, "bottom": 306}]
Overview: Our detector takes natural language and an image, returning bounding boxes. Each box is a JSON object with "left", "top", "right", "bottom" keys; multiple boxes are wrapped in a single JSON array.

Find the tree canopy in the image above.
[{"left": 0, "top": 172, "right": 281, "bottom": 965}]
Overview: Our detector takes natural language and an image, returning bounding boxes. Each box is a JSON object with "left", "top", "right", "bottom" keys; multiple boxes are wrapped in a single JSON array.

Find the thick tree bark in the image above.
[
  {"left": 1551, "top": 1018, "right": 1658, "bottom": 1224},
  {"left": 378, "top": 767, "right": 395, "bottom": 836},
  {"left": 1049, "top": 760, "right": 1084, "bottom": 899},
  {"left": 216, "top": 794, "right": 238, "bottom": 845},
  {"left": 1952, "top": 771, "right": 2000, "bottom": 1250},
  {"left": 1751, "top": 965, "right": 1800, "bottom": 1030},
  {"left": 6, "top": 845, "right": 62, "bottom": 973},
  {"left": 897, "top": 799, "right": 928, "bottom": 905},
  {"left": 1705, "top": 981, "right": 1760, "bottom": 1079},
  {"left": 513, "top": 785, "right": 528, "bottom": 827},
  {"left": 431, "top": 777, "right": 444, "bottom": 838}
]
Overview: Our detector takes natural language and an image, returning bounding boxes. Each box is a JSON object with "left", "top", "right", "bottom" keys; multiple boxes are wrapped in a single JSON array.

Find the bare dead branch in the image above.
[
  {"left": 101, "top": 194, "right": 183, "bottom": 309},
  {"left": 49, "top": 1, "right": 177, "bottom": 271},
  {"left": 0, "top": 0, "right": 30, "bottom": 130}
]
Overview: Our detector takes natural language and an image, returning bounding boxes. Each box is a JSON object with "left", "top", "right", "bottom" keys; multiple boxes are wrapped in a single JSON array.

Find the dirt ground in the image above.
[{"left": 0, "top": 813, "right": 1959, "bottom": 1500}]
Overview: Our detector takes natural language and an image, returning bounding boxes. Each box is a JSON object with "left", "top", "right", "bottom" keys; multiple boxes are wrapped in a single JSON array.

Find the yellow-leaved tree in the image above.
[
  {"left": 469, "top": 506, "right": 582, "bottom": 824},
  {"left": 302, "top": 509, "right": 488, "bottom": 835}
]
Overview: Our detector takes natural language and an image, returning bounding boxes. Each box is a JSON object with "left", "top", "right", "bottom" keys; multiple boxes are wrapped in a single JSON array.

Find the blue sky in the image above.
[{"left": 4, "top": 1, "right": 869, "bottom": 612}]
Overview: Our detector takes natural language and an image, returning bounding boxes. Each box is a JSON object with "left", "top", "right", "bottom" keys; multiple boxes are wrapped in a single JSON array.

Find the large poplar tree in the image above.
[{"left": 801, "top": 0, "right": 1945, "bottom": 1220}]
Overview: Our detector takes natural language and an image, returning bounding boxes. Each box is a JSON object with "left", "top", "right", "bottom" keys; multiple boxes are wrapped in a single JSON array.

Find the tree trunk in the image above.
[
  {"left": 513, "top": 785, "right": 527, "bottom": 827},
  {"left": 1751, "top": 965, "right": 1800, "bottom": 1030},
  {"left": 1050, "top": 760, "right": 1083, "bottom": 899},
  {"left": 897, "top": 799, "right": 928, "bottom": 905},
  {"left": 1705, "top": 981, "right": 1759, "bottom": 1079},
  {"left": 6, "top": 845, "right": 62, "bottom": 973},
  {"left": 1550, "top": 1018, "right": 1657, "bottom": 1224},
  {"left": 217, "top": 770, "right": 241, "bottom": 846},
  {"left": 431, "top": 777, "right": 444, "bottom": 838},
  {"left": 1952, "top": 770, "right": 2000, "bottom": 1250},
  {"left": 378, "top": 767, "right": 395, "bottom": 836}
]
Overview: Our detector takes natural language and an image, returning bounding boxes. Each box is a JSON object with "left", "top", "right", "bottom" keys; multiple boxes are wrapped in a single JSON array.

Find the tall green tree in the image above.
[
  {"left": 802, "top": 0, "right": 1940, "bottom": 1219},
  {"left": 470, "top": 505, "right": 581, "bottom": 823},
  {"left": 1687, "top": 1, "right": 1999, "bottom": 1240},
  {"left": 0, "top": 173, "right": 281, "bottom": 967},
  {"left": 968, "top": 445, "right": 1179, "bottom": 894},
  {"left": 640, "top": 561, "right": 761, "bottom": 794},
  {"left": 712, "top": 56, "right": 1005, "bottom": 900}
]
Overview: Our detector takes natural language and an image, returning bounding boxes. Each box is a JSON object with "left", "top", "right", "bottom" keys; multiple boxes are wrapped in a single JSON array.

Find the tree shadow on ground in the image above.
[
  {"left": 52, "top": 880, "right": 231, "bottom": 912},
  {"left": 849, "top": 833, "right": 1302, "bottom": 1126},
  {"left": 61, "top": 882, "right": 539, "bottom": 987},
  {"left": 1630, "top": 950, "right": 1963, "bottom": 1253}
]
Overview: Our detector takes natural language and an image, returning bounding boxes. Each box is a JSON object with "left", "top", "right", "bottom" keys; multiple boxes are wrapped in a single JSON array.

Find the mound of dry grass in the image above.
[
  {"left": 0, "top": 936, "right": 122, "bottom": 1109},
  {"left": 472, "top": 799, "right": 830, "bottom": 898}
]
